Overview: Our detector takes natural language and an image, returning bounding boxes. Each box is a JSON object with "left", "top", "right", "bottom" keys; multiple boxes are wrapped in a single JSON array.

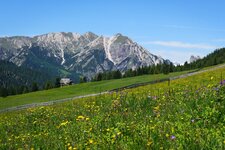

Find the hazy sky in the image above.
[{"left": 1, "top": 0, "right": 225, "bottom": 63}]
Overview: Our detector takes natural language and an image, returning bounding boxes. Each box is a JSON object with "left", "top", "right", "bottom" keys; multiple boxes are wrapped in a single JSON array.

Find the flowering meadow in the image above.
[{"left": 0, "top": 67, "right": 225, "bottom": 149}]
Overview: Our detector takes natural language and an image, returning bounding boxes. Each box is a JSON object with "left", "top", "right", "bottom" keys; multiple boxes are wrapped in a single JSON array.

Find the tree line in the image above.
[
  {"left": 0, "top": 78, "right": 61, "bottom": 97},
  {"left": 183, "top": 48, "right": 225, "bottom": 69},
  {"left": 89, "top": 62, "right": 175, "bottom": 82}
]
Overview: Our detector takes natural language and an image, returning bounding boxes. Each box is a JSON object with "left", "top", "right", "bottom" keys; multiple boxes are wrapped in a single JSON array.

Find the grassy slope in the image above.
[
  {"left": 0, "top": 71, "right": 190, "bottom": 110},
  {"left": 0, "top": 63, "right": 225, "bottom": 149}
]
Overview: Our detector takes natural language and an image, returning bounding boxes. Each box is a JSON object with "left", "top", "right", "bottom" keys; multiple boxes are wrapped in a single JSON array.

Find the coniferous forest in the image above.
[{"left": 0, "top": 60, "right": 59, "bottom": 97}]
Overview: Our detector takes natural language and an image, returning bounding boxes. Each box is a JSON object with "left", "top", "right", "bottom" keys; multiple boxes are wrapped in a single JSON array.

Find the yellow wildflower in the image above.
[
  {"left": 60, "top": 121, "right": 69, "bottom": 126},
  {"left": 68, "top": 146, "right": 72, "bottom": 150},
  {"left": 77, "top": 115, "right": 85, "bottom": 120},
  {"left": 117, "top": 132, "right": 122, "bottom": 136},
  {"left": 147, "top": 140, "right": 153, "bottom": 146},
  {"left": 89, "top": 139, "right": 94, "bottom": 144},
  {"left": 154, "top": 106, "right": 160, "bottom": 111},
  {"left": 112, "top": 134, "right": 116, "bottom": 139}
]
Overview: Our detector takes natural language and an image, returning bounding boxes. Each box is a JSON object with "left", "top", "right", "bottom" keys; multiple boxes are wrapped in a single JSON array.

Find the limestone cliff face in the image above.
[{"left": 0, "top": 32, "right": 167, "bottom": 78}]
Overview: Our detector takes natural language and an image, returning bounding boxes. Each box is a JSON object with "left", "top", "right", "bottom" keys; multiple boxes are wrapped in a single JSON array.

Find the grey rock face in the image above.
[
  {"left": 0, "top": 32, "right": 167, "bottom": 78},
  {"left": 189, "top": 55, "right": 200, "bottom": 63}
]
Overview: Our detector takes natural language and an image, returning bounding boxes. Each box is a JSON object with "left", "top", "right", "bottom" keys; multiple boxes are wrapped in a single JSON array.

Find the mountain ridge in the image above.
[{"left": 0, "top": 32, "right": 168, "bottom": 80}]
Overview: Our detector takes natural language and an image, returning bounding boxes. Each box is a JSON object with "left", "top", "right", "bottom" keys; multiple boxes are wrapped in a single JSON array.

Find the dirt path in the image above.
[
  {"left": 0, "top": 92, "right": 108, "bottom": 113},
  {"left": 170, "top": 64, "right": 225, "bottom": 80},
  {"left": 1, "top": 64, "right": 224, "bottom": 113}
]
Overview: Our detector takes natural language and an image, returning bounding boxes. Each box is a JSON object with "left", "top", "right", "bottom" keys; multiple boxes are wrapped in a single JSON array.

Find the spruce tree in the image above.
[{"left": 31, "top": 82, "right": 39, "bottom": 92}]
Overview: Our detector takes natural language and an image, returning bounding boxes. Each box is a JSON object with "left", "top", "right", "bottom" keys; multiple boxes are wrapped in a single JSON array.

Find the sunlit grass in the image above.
[
  {"left": 0, "top": 66, "right": 225, "bottom": 149},
  {"left": 0, "top": 70, "right": 189, "bottom": 109}
]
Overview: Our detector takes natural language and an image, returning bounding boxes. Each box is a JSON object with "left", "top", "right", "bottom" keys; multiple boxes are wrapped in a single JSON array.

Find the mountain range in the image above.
[{"left": 0, "top": 32, "right": 168, "bottom": 81}]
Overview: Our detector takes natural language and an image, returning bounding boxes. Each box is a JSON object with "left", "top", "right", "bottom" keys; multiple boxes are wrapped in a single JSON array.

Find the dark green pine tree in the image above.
[
  {"left": 0, "top": 88, "right": 8, "bottom": 98},
  {"left": 79, "top": 76, "right": 88, "bottom": 83},
  {"left": 113, "top": 70, "right": 122, "bottom": 79},
  {"left": 31, "top": 82, "right": 39, "bottom": 92},
  {"left": 22, "top": 86, "right": 29, "bottom": 94},
  {"left": 96, "top": 73, "right": 103, "bottom": 81},
  {"left": 55, "top": 77, "right": 61, "bottom": 88},
  {"left": 162, "top": 63, "right": 170, "bottom": 74},
  {"left": 44, "top": 81, "right": 52, "bottom": 90}
]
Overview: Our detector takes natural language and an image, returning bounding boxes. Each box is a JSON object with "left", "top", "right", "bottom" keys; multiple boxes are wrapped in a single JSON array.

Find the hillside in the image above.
[
  {"left": 0, "top": 70, "right": 189, "bottom": 110},
  {"left": 0, "top": 64, "right": 224, "bottom": 149},
  {"left": 187, "top": 47, "right": 225, "bottom": 68},
  {"left": 0, "top": 60, "right": 54, "bottom": 96}
]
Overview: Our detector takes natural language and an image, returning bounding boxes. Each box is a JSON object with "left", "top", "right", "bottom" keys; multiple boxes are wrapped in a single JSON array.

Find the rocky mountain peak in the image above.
[
  {"left": 115, "top": 33, "right": 123, "bottom": 37},
  {"left": 0, "top": 36, "right": 31, "bottom": 49},
  {"left": 0, "top": 32, "right": 169, "bottom": 79},
  {"left": 190, "top": 55, "right": 200, "bottom": 63},
  {"left": 112, "top": 33, "right": 132, "bottom": 44},
  {"left": 83, "top": 32, "right": 98, "bottom": 41},
  {"left": 35, "top": 32, "right": 81, "bottom": 43}
]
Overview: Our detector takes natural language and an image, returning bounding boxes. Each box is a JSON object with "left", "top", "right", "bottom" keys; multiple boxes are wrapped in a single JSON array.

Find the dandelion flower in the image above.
[
  {"left": 89, "top": 139, "right": 94, "bottom": 144},
  {"left": 68, "top": 146, "right": 72, "bottom": 150}
]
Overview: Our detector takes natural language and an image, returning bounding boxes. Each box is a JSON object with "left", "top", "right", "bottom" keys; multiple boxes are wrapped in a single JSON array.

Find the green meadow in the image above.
[
  {"left": 0, "top": 65, "right": 225, "bottom": 149},
  {"left": 0, "top": 70, "right": 189, "bottom": 110}
]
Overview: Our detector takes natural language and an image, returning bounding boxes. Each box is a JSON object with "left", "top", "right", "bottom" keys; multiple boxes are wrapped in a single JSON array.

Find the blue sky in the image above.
[{"left": 1, "top": 0, "right": 225, "bottom": 63}]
